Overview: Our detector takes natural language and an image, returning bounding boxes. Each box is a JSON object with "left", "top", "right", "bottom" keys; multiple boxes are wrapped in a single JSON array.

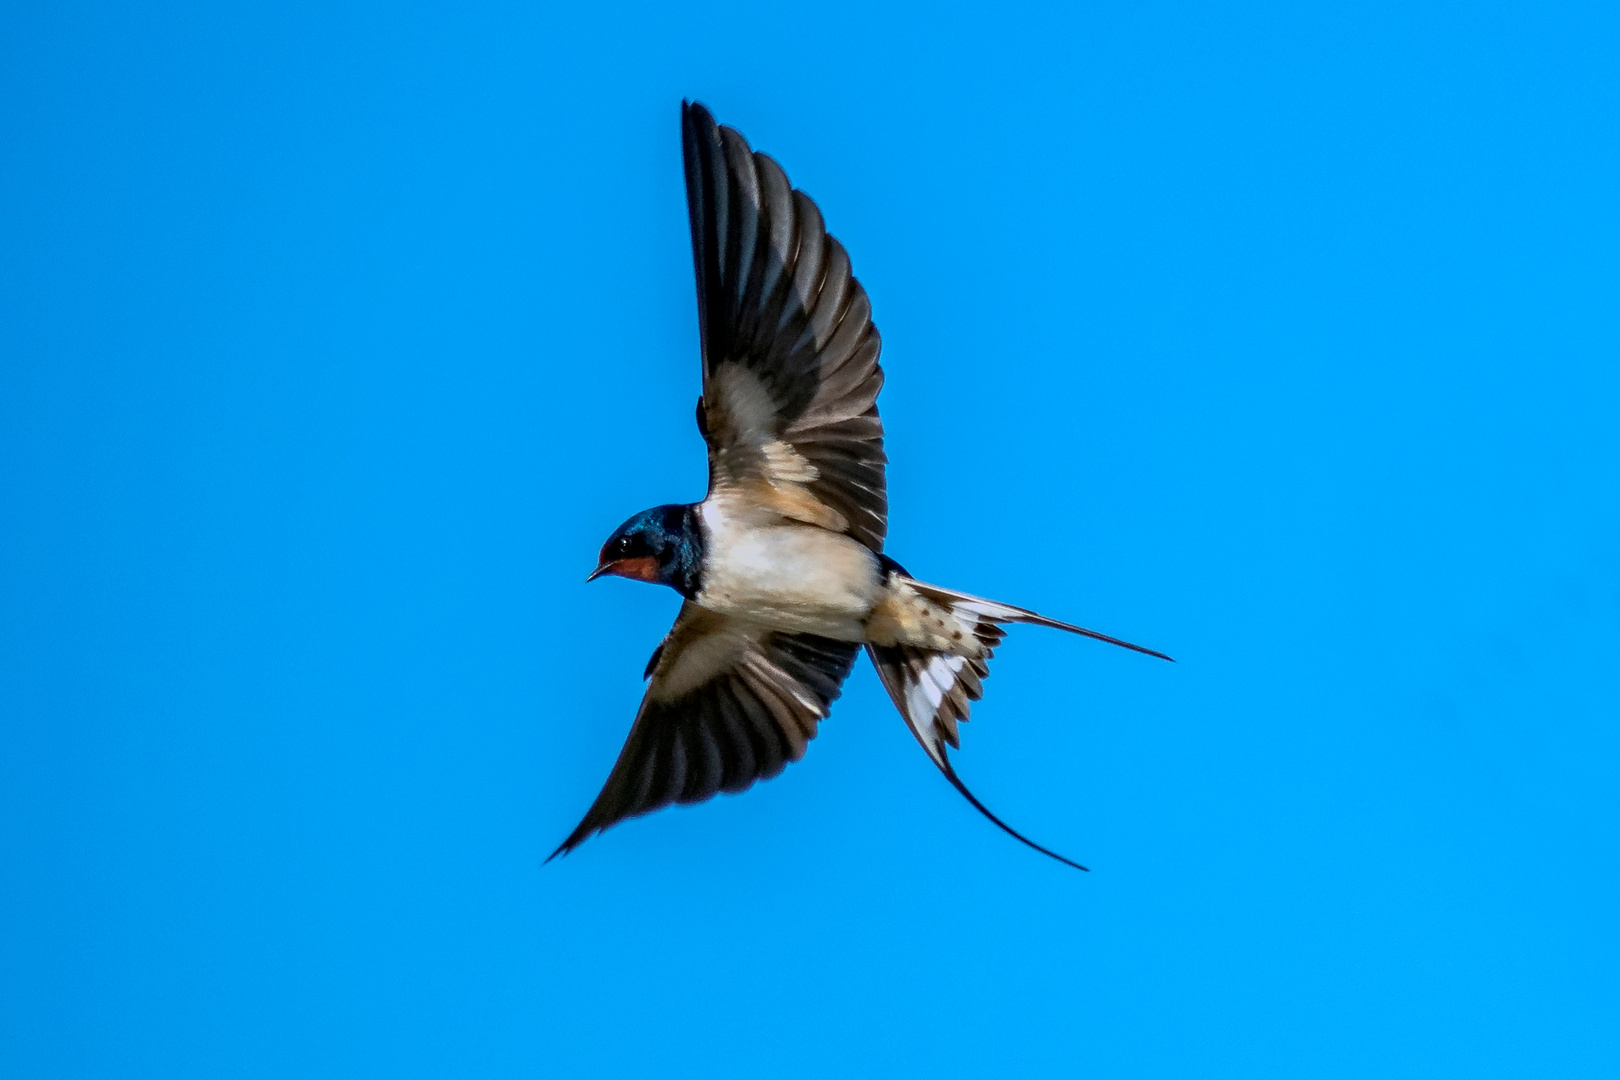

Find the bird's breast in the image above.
[{"left": 694, "top": 498, "right": 882, "bottom": 640}]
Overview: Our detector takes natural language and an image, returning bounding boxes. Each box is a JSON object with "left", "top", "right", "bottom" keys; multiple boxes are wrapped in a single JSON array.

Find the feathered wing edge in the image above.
[
  {"left": 547, "top": 608, "right": 860, "bottom": 862},
  {"left": 681, "top": 99, "right": 889, "bottom": 552}
]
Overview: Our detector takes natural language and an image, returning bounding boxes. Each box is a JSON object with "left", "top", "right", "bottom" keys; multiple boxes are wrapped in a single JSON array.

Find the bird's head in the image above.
[{"left": 587, "top": 504, "right": 702, "bottom": 596}]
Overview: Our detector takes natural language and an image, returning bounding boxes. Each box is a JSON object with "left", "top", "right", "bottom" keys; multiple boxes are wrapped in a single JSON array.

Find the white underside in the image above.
[{"left": 694, "top": 496, "right": 883, "bottom": 641}]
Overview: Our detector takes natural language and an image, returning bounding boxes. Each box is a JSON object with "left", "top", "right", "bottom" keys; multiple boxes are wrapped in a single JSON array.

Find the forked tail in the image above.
[{"left": 865, "top": 578, "right": 1173, "bottom": 872}]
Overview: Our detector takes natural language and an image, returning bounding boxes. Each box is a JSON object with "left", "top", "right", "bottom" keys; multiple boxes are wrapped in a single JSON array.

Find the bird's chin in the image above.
[{"left": 588, "top": 556, "right": 660, "bottom": 584}]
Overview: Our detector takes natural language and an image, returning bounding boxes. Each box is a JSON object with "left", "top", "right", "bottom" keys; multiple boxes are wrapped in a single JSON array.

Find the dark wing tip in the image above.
[
  {"left": 680, "top": 99, "right": 699, "bottom": 141},
  {"left": 545, "top": 817, "right": 599, "bottom": 864},
  {"left": 681, "top": 99, "right": 718, "bottom": 150}
]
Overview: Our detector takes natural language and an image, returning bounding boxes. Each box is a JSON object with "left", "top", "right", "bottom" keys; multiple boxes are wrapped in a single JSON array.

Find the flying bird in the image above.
[{"left": 552, "top": 102, "right": 1171, "bottom": 871}]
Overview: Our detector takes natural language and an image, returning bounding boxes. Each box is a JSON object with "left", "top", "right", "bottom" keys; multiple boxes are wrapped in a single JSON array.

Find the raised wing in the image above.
[
  {"left": 549, "top": 603, "right": 860, "bottom": 859},
  {"left": 683, "top": 101, "right": 888, "bottom": 551}
]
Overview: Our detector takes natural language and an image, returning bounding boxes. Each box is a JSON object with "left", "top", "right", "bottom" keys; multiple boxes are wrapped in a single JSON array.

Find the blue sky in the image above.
[{"left": 2, "top": 1, "right": 1616, "bottom": 1076}]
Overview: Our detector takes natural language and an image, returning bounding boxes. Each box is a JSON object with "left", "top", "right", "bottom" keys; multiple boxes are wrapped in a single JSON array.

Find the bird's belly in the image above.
[{"left": 695, "top": 509, "right": 882, "bottom": 641}]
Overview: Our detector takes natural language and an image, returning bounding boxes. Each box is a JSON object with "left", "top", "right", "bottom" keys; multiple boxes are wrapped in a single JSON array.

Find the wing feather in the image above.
[
  {"left": 550, "top": 603, "right": 859, "bottom": 859},
  {"left": 683, "top": 101, "right": 888, "bottom": 552},
  {"left": 709, "top": 684, "right": 759, "bottom": 793}
]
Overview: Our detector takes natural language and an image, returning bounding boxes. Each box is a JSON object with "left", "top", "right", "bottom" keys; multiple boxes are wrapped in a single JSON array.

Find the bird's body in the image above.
[
  {"left": 555, "top": 102, "right": 1170, "bottom": 870},
  {"left": 694, "top": 495, "right": 883, "bottom": 641}
]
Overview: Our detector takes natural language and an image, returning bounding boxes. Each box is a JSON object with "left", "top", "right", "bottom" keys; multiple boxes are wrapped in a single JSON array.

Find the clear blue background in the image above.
[{"left": 3, "top": 2, "right": 1616, "bottom": 1076}]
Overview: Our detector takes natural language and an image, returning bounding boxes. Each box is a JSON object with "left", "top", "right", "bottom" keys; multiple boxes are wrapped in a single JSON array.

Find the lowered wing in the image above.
[{"left": 550, "top": 603, "right": 860, "bottom": 858}]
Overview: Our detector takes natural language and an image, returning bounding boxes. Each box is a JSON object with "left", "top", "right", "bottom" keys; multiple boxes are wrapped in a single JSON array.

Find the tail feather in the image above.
[
  {"left": 866, "top": 640, "right": 1090, "bottom": 872},
  {"left": 903, "top": 579, "right": 1175, "bottom": 662},
  {"left": 866, "top": 578, "right": 1171, "bottom": 872}
]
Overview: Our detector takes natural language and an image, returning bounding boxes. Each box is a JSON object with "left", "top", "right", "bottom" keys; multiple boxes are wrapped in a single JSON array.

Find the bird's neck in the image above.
[{"left": 664, "top": 503, "right": 705, "bottom": 599}]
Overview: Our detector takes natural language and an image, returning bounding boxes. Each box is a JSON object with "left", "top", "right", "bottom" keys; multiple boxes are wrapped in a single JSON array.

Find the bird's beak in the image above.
[{"left": 587, "top": 556, "right": 660, "bottom": 584}]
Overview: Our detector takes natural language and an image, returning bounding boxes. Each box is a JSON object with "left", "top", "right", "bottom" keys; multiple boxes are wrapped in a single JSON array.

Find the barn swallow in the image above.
[{"left": 552, "top": 102, "right": 1171, "bottom": 871}]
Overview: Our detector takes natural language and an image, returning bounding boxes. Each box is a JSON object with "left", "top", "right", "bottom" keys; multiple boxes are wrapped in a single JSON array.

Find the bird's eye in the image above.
[{"left": 615, "top": 536, "right": 633, "bottom": 554}]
